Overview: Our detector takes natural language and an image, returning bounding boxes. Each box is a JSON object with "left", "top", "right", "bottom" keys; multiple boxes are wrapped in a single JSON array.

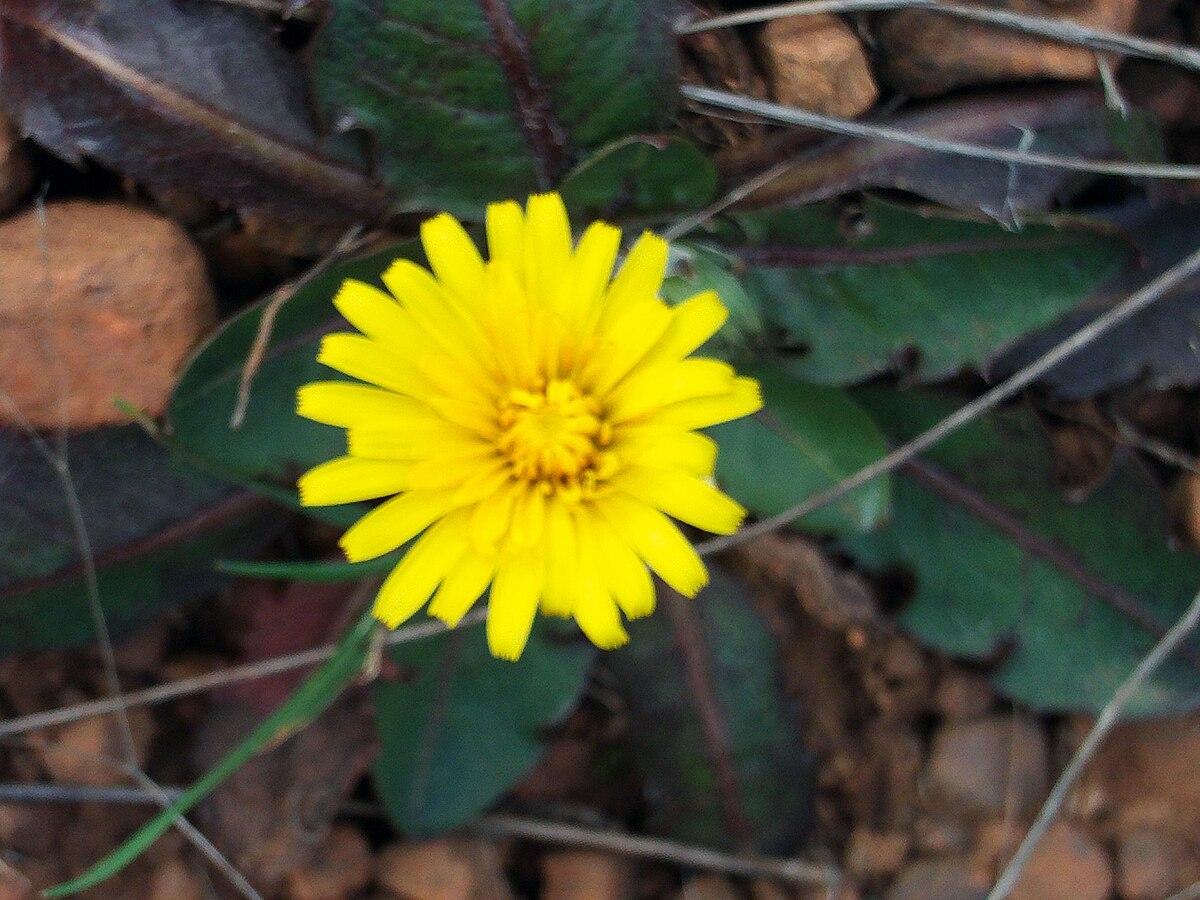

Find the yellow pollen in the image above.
[{"left": 496, "top": 379, "right": 615, "bottom": 496}]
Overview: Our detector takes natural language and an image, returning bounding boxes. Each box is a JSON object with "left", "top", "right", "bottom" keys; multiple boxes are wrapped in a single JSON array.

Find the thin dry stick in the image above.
[
  {"left": 471, "top": 814, "right": 840, "bottom": 885},
  {"left": 1167, "top": 882, "right": 1200, "bottom": 900},
  {"left": 0, "top": 608, "right": 487, "bottom": 739},
  {"left": 696, "top": 241, "right": 1200, "bottom": 556},
  {"left": 681, "top": 85, "right": 1200, "bottom": 181},
  {"left": 987, "top": 588, "right": 1200, "bottom": 899},
  {"left": 674, "top": 0, "right": 1200, "bottom": 76},
  {"left": 662, "top": 157, "right": 797, "bottom": 242},
  {"left": 229, "top": 225, "right": 364, "bottom": 428}
]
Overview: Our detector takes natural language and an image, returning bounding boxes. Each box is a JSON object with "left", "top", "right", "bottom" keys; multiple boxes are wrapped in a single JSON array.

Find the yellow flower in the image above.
[{"left": 296, "top": 193, "right": 761, "bottom": 660}]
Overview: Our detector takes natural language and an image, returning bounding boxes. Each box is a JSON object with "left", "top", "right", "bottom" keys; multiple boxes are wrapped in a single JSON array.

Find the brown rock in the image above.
[
  {"left": 749, "top": 881, "right": 792, "bottom": 900},
  {"left": 913, "top": 817, "right": 971, "bottom": 856},
  {"left": 925, "top": 715, "right": 1048, "bottom": 816},
  {"left": 376, "top": 839, "right": 479, "bottom": 900},
  {"left": 147, "top": 857, "right": 205, "bottom": 900},
  {"left": 1076, "top": 713, "right": 1200, "bottom": 837},
  {"left": 844, "top": 827, "right": 910, "bottom": 879},
  {"left": 540, "top": 850, "right": 632, "bottom": 900},
  {"left": 0, "top": 200, "right": 216, "bottom": 428},
  {"left": 1008, "top": 823, "right": 1112, "bottom": 900},
  {"left": 876, "top": 0, "right": 1140, "bottom": 97},
  {"left": 285, "top": 825, "right": 374, "bottom": 900},
  {"left": 1115, "top": 828, "right": 1176, "bottom": 899},
  {"left": 678, "top": 874, "right": 740, "bottom": 900},
  {"left": 886, "top": 859, "right": 988, "bottom": 900},
  {"left": 756, "top": 15, "right": 879, "bottom": 118},
  {"left": 970, "top": 818, "right": 1025, "bottom": 878},
  {"left": 933, "top": 670, "right": 994, "bottom": 721},
  {"left": 0, "top": 116, "right": 32, "bottom": 217},
  {"left": 34, "top": 708, "right": 155, "bottom": 787}
]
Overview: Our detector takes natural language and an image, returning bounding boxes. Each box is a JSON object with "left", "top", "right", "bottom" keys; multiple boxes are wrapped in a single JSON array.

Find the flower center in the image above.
[{"left": 497, "top": 379, "right": 616, "bottom": 498}]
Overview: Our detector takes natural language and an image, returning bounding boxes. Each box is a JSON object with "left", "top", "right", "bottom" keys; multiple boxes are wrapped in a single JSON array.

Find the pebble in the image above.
[
  {"left": 285, "top": 825, "right": 374, "bottom": 900},
  {"left": 1115, "top": 828, "right": 1176, "bottom": 900},
  {"left": 1007, "top": 823, "right": 1112, "bottom": 900},
  {"left": 844, "top": 827, "right": 911, "bottom": 879},
  {"left": 756, "top": 15, "right": 878, "bottom": 118},
  {"left": 147, "top": 857, "right": 205, "bottom": 900},
  {"left": 932, "top": 670, "right": 995, "bottom": 721},
  {"left": 886, "top": 858, "right": 988, "bottom": 900},
  {"left": 925, "top": 715, "right": 1048, "bottom": 816},
  {"left": 35, "top": 708, "right": 155, "bottom": 787},
  {"left": 375, "top": 838, "right": 481, "bottom": 900},
  {"left": 540, "top": 850, "right": 632, "bottom": 900},
  {"left": 0, "top": 200, "right": 216, "bottom": 428},
  {"left": 678, "top": 874, "right": 741, "bottom": 900}
]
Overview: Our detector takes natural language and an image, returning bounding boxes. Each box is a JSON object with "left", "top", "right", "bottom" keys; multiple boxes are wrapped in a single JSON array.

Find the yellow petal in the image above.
[
  {"left": 486, "top": 200, "right": 524, "bottom": 264},
  {"left": 613, "top": 466, "right": 746, "bottom": 535},
  {"left": 570, "top": 222, "right": 621, "bottom": 313},
  {"left": 381, "top": 259, "right": 497, "bottom": 389},
  {"left": 584, "top": 300, "right": 673, "bottom": 396},
  {"left": 573, "top": 514, "right": 630, "bottom": 649},
  {"left": 332, "top": 279, "right": 412, "bottom": 348},
  {"left": 608, "top": 358, "right": 736, "bottom": 424},
  {"left": 347, "top": 421, "right": 486, "bottom": 460},
  {"left": 508, "top": 486, "right": 546, "bottom": 548},
  {"left": 584, "top": 509, "right": 655, "bottom": 620},
  {"left": 596, "top": 494, "right": 708, "bottom": 598},
  {"left": 524, "top": 192, "right": 572, "bottom": 307},
  {"left": 603, "top": 231, "right": 668, "bottom": 324},
  {"left": 487, "top": 551, "right": 545, "bottom": 660},
  {"left": 297, "top": 381, "right": 420, "bottom": 428},
  {"left": 317, "top": 333, "right": 426, "bottom": 396},
  {"left": 470, "top": 484, "right": 519, "bottom": 554},
  {"left": 339, "top": 490, "right": 455, "bottom": 562},
  {"left": 297, "top": 456, "right": 407, "bottom": 506},
  {"left": 373, "top": 514, "right": 469, "bottom": 628},
  {"left": 427, "top": 551, "right": 496, "bottom": 626},
  {"left": 541, "top": 501, "right": 578, "bottom": 617},
  {"left": 642, "top": 290, "right": 728, "bottom": 366},
  {"left": 403, "top": 453, "right": 501, "bottom": 491},
  {"left": 420, "top": 212, "right": 486, "bottom": 301},
  {"left": 655, "top": 377, "right": 763, "bottom": 430},
  {"left": 616, "top": 429, "right": 718, "bottom": 476}
]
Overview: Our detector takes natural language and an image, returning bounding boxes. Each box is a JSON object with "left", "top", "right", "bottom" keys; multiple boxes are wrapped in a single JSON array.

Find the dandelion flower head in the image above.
[{"left": 297, "top": 193, "right": 761, "bottom": 660}]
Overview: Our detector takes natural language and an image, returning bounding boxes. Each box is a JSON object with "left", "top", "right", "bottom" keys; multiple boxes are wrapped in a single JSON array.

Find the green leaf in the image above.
[
  {"left": 373, "top": 619, "right": 594, "bottom": 834},
  {"left": 700, "top": 198, "right": 1129, "bottom": 385},
  {"left": 711, "top": 360, "right": 889, "bottom": 535},
  {"left": 311, "top": 0, "right": 676, "bottom": 216},
  {"left": 0, "top": 513, "right": 270, "bottom": 655},
  {"left": 0, "top": 426, "right": 272, "bottom": 653},
  {"left": 845, "top": 390, "right": 1200, "bottom": 716},
  {"left": 48, "top": 612, "right": 379, "bottom": 896},
  {"left": 216, "top": 553, "right": 401, "bottom": 582},
  {"left": 168, "top": 243, "right": 417, "bottom": 504},
  {"left": 606, "top": 568, "right": 814, "bottom": 851},
  {"left": 559, "top": 136, "right": 718, "bottom": 222}
]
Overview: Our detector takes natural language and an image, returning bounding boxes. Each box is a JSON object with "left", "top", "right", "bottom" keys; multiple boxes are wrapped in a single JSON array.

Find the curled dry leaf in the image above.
[{"left": 0, "top": 0, "right": 385, "bottom": 225}]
